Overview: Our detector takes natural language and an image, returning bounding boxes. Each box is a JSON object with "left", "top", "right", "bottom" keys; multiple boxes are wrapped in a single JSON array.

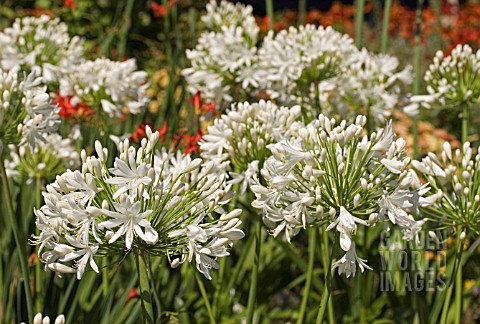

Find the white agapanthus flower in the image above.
[
  {"left": 256, "top": 24, "right": 357, "bottom": 112},
  {"left": 20, "top": 312, "right": 65, "bottom": 324},
  {"left": 252, "top": 115, "right": 432, "bottom": 276},
  {"left": 412, "top": 141, "right": 480, "bottom": 235},
  {"left": 202, "top": 0, "right": 258, "bottom": 42},
  {"left": 32, "top": 127, "right": 244, "bottom": 280},
  {"left": 0, "top": 67, "right": 59, "bottom": 150},
  {"left": 409, "top": 44, "right": 480, "bottom": 111},
  {"left": 5, "top": 133, "right": 80, "bottom": 181},
  {"left": 58, "top": 58, "right": 149, "bottom": 118},
  {"left": 183, "top": 1, "right": 260, "bottom": 108},
  {"left": 200, "top": 100, "right": 303, "bottom": 194},
  {"left": 0, "top": 15, "right": 84, "bottom": 83},
  {"left": 318, "top": 48, "right": 413, "bottom": 123}
]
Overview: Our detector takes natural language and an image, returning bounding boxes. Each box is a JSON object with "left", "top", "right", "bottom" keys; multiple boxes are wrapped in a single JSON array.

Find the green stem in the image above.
[
  {"left": 461, "top": 103, "right": 469, "bottom": 143},
  {"left": 35, "top": 176, "right": 42, "bottom": 313},
  {"left": 246, "top": 220, "right": 262, "bottom": 324},
  {"left": 316, "top": 228, "right": 334, "bottom": 324},
  {"left": 195, "top": 271, "right": 216, "bottom": 324},
  {"left": 266, "top": 0, "right": 274, "bottom": 30},
  {"left": 454, "top": 253, "right": 462, "bottom": 324},
  {"left": 438, "top": 230, "right": 464, "bottom": 324},
  {"left": 380, "top": 0, "right": 392, "bottom": 53},
  {"left": 102, "top": 258, "right": 109, "bottom": 296},
  {"left": 298, "top": 0, "right": 307, "bottom": 26},
  {"left": 0, "top": 158, "right": 33, "bottom": 323},
  {"left": 297, "top": 227, "right": 317, "bottom": 324},
  {"left": 355, "top": 0, "right": 366, "bottom": 49},
  {"left": 412, "top": 0, "right": 424, "bottom": 159},
  {"left": 134, "top": 249, "right": 154, "bottom": 324}
]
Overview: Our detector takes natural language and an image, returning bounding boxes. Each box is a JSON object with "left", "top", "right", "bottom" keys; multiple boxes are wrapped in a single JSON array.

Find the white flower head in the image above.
[
  {"left": 253, "top": 114, "right": 428, "bottom": 276},
  {"left": 33, "top": 127, "right": 244, "bottom": 280}
]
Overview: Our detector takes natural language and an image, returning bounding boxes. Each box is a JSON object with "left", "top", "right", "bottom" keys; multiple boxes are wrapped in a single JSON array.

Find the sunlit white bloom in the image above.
[
  {"left": 423, "top": 44, "right": 480, "bottom": 108},
  {"left": 200, "top": 100, "right": 303, "bottom": 194},
  {"left": 5, "top": 133, "right": 80, "bottom": 181},
  {"left": 332, "top": 242, "right": 372, "bottom": 278},
  {"left": 412, "top": 141, "right": 480, "bottom": 237},
  {"left": 0, "top": 67, "right": 59, "bottom": 150},
  {"left": 59, "top": 58, "right": 149, "bottom": 117},
  {"left": 33, "top": 127, "right": 243, "bottom": 279},
  {"left": 252, "top": 114, "right": 429, "bottom": 276},
  {"left": 0, "top": 15, "right": 84, "bottom": 82},
  {"left": 256, "top": 24, "right": 357, "bottom": 115},
  {"left": 318, "top": 48, "right": 412, "bottom": 124}
]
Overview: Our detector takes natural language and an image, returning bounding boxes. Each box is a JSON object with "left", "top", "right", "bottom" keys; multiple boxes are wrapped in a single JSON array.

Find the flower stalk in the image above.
[
  {"left": 0, "top": 158, "right": 33, "bottom": 323},
  {"left": 246, "top": 219, "right": 262, "bottom": 324},
  {"left": 296, "top": 227, "right": 317, "bottom": 324},
  {"left": 135, "top": 248, "right": 154, "bottom": 324}
]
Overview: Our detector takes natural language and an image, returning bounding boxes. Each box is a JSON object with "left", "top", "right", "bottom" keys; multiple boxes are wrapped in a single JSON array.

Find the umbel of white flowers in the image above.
[
  {"left": 0, "top": 67, "right": 59, "bottom": 151},
  {"left": 251, "top": 115, "right": 434, "bottom": 277},
  {"left": 0, "top": 15, "right": 84, "bottom": 83},
  {"left": 32, "top": 126, "right": 244, "bottom": 280},
  {"left": 182, "top": 0, "right": 260, "bottom": 108},
  {"left": 5, "top": 133, "right": 80, "bottom": 181},
  {"left": 408, "top": 44, "right": 480, "bottom": 112},
  {"left": 412, "top": 141, "right": 480, "bottom": 236},
  {"left": 58, "top": 58, "right": 150, "bottom": 118},
  {"left": 199, "top": 100, "right": 303, "bottom": 194}
]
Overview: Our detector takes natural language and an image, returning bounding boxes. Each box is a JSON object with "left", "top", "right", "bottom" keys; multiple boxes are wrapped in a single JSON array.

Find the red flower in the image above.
[
  {"left": 126, "top": 288, "right": 137, "bottom": 302},
  {"left": 181, "top": 129, "right": 202, "bottom": 155},
  {"left": 158, "top": 122, "right": 168, "bottom": 143},
  {"left": 54, "top": 93, "right": 93, "bottom": 120},
  {"left": 152, "top": 2, "right": 167, "bottom": 18},
  {"left": 63, "top": 0, "right": 77, "bottom": 8},
  {"left": 28, "top": 253, "right": 38, "bottom": 266},
  {"left": 190, "top": 91, "right": 219, "bottom": 117}
]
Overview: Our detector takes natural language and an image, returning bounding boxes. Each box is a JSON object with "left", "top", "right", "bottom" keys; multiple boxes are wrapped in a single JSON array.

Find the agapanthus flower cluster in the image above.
[
  {"left": 182, "top": 1, "right": 260, "bottom": 108},
  {"left": 201, "top": 0, "right": 258, "bottom": 41},
  {"left": 199, "top": 100, "right": 303, "bottom": 194},
  {"left": 251, "top": 115, "right": 433, "bottom": 277},
  {"left": 33, "top": 127, "right": 244, "bottom": 280},
  {"left": 0, "top": 67, "right": 59, "bottom": 151},
  {"left": 6, "top": 133, "right": 80, "bottom": 181},
  {"left": 256, "top": 24, "right": 357, "bottom": 110},
  {"left": 58, "top": 58, "right": 149, "bottom": 118},
  {"left": 318, "top": 48, "right": 412, "bottom": 123},
  {"left": 0, "top": 15, "right": 84, "bottom": 83},
  {"left": 413, "top": 44, "right": 480, "bottom": 109},
  {"left": 412, "top": 141, "right": 480, "bottom": 235}
]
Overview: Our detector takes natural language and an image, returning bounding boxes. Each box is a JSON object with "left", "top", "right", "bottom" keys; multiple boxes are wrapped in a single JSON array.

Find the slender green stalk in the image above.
[
  {"left": 454, "top": 254, "right": 462, "bottom": 324},
  {"left": 134, "top": 249, "right": 154, "bottom": 324},
  {"left": 35, "top": 176, "right": 42, "bottom": 313},
  {"left": 246, "top": 220, "right": 262, "bottom": 324},
  {"left": 316, "top": 228, "right": 334, "bottom": 324},
  {"left": 380, "top": 0, "right": 392, "bottom": 53},
  {"left": 461, "top": 103, "right": 469, "bottom": 143},
  {"left": 266, "top": 0, "right": 274, "bottom": 30},
  {"left": 102, "top": 258, "right": 109, "bottom": 296},
  {"left": 298, "top": 0, "right": 307, "bottom": 26},
  {"left": 431, "top": 0, "right": 442, "bottom": 50},
  {"left": 412, "top": 0, "right": 424, "bottom": 159},
  {"left": 435, "top": 230, "right": 464, "bottom": 324},
  {"left": 297, "top": 227, "right": 317, "bottom": 324},
  {"left": 0, "top": 158, "right": 33, "bottom": 323},
  {"left": 195, "top": 271, "right": 216, "bottom": 324},
  {"left": 354, "top": 0, "right": 366, "bottom": 49}
]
